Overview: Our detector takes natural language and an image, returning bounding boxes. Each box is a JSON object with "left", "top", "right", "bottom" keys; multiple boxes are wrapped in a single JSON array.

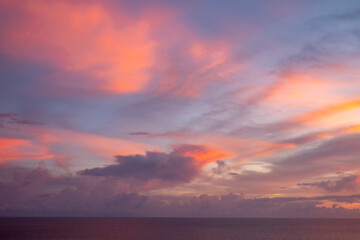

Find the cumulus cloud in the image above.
[
  {"left": 79, "top": 151, "right": 198, "bottom": 182},
  {"left": 78, "top": 144, "right": 230, "bottom": 183}
]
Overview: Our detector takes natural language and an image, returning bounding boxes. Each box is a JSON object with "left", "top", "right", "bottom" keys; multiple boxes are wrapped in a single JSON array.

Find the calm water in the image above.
[{"left": 0, "top": 218, "right": 360, "bottom": 240}]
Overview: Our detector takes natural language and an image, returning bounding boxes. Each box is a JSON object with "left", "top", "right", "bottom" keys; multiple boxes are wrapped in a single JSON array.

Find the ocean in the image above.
[{"left": 1, "top": 218, "right": 359, "bottom": 240}]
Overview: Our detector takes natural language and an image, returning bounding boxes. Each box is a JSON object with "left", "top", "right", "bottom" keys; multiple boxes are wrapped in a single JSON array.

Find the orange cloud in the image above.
[
  {"left": 258, "top": 72, "right": 360, "bottom": 130},
  {"left": 246, "top": 142, "right": 296, "bottom": 159},
  {"left": 0, "top": 122, "right": 153, "bottom": 167},
  {"left": 264, "top": 73, "right": 344, "bottom": 108},
  {"left": 172, "top": 144, "right": 232, "bottom": 166},
  {"left": 344, "top": 125, "right": 360, "bottom": 134},
  {"left": 152, "top": 131, "right": 297, "bottom": 164},
  {"left": 317, "top": 200, "right": 360, "bottom": 210},
  {"left": 0, "top": 137, "right": 53, "bottom": 163},
  {"left": 294, "top": 99, "right": 360, "bottom": 122},
  {"left": 200, "top": 134, "right": 296, "bottom": 162}
]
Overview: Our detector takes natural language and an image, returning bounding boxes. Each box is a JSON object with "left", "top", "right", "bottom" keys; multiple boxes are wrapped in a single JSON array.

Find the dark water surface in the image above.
[{"left": 0, "top": 218, "right": 360, "bottom": 240}]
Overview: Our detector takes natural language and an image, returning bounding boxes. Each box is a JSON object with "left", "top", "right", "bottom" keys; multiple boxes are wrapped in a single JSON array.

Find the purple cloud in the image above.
[{"left": 78, "top": 150, "right": 199, "bottom": 182}]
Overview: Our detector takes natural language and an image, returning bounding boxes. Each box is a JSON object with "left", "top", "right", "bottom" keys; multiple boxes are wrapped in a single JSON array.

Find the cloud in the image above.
[
  {"left": 0, "top": 0, "right": 160, "bottom": 94},
  {"left": 171, "top": 144, "right": 232, "bottom": 166},
  {"left": 292, "top": 99, "right": 360, "bottom": 124},
  {"left": 79, "top": 144, "right": 228, "bottom": 182},
  {"left": 1, "top": 0, "right": 360, "bottom": 218},
  {"left": 283, "top": 133, "right": 360, "bottom": 165},
  {"left": 0, "top": 137, "right": 53, "bottom": 163},
  {"left": 298, "top": 174, "right": 360, "bottom": 192},
  {"left": 213, "top": 132, "right": 360, "bottom": 196},
  {"left": 151, "top": 41, "right": 240, "bottom": 98},
  {"left": 79, "top": 151, "right": 198, "bottom": 182},
  {"left": 238, "top": 7, "right": 360, "bottom": 138},
  {"left": 281, "top": 124, "right": 360, "bottom": 146},
  {"left": 0, "top": 0, "right": 241, "bottom": 98},
  {"left": 235, "top": 97, "right": 360, "bottom": 145},
  {"left": 0, "top": 112, "right": 42, "bottom": 128},
  {"left": 276, "top": 7, "right": 360, "bottom": 74},
  {"left": 128, "top": 132, "right": 150, "bottom": 136},
  {"left": 260, "top": 73, "right": 348, "bottom": 109},
  {"left": 0, "top": 122, "right": 152, "bottom": 168},
  {"left": 1, "top": 164, "right": 360, "bottom": 217},
  {"left": 213, "top": 160, "right": 227, "bottom": 174},
  {"left": 0, "top": 113, "right": 17, "bottom": 118}
]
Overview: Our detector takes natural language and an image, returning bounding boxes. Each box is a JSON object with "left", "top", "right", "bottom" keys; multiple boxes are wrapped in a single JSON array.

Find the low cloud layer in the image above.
[{"left": 1, "top": 165, "right": 360, "bottom": 217}]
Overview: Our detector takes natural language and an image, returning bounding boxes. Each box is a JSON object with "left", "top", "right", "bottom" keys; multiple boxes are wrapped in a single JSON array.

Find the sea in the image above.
[{"left": 1, "top": 218, "right": 360, "bottom": 240}]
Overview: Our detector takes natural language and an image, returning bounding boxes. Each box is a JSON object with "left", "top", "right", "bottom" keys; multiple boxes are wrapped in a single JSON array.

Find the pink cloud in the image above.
[
  {"left": 0, "top": 0, "right": 241, "bottom": 98},
  {"left": 0, "top": 0, "right": 159, "bottom": 93}
]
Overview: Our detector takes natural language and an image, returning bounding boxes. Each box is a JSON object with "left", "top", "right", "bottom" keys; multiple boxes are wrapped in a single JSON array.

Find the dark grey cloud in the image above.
[
  {"left": 128, "top": 132, "right": 150, "bottom": 136},
  {"left": 298, "top": 174, "right": 359, "bottom": 192},
  {"left": 213, "top": 160, "right": 227, "bottom": 174},
  {"left": 284, "top": 133, "right": 360, "bottom": 166},
  {"left": 0, "top": 112, "right": 42, "bottom": 128},
  {"left": 78, "top": 148, "right": 200, "bottom": 182}
]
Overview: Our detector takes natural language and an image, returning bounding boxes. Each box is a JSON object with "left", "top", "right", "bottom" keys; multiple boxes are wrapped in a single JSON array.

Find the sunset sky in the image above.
[{"left": 1, "top": 0, "right": 360, "bottom": 217}]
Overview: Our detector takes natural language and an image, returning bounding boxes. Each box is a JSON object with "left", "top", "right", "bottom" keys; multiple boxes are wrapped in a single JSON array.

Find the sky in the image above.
[{"left": 1, "top": 0, "right": 360, "bottom": 217}]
